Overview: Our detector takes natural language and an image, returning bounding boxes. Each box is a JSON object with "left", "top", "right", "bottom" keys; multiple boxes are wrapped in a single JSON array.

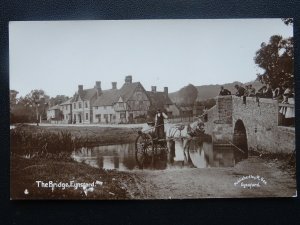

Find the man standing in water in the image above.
[{"left": 155, "top": 109, "right": 168, "bottom": 140}]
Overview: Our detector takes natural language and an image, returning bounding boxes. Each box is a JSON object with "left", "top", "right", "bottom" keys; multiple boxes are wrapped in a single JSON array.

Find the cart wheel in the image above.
[{"left": 135, "top": 133, "right": 153, "bottom": 168}]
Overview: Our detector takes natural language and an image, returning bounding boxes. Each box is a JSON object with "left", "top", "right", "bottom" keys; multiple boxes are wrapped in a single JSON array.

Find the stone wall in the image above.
[
  {"left": 276, "top": 126, "right": 295, "bottom": 153},
  {"left": 232, "top": 96, "right": 295, "bottom": 153},
  {"left": 216, "top": 96, "right": 233, "bottom": 124},
  {"left": 205, "top": 97, "right": 233, "bottom": 144},
  {"left": 204, "top": 96, "right": 295, "bottom": 153}
]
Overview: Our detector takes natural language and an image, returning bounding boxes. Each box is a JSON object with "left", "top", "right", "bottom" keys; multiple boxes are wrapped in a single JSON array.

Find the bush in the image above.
[{"left": 10, "top": 127, "right": 86, "bottom": 159}]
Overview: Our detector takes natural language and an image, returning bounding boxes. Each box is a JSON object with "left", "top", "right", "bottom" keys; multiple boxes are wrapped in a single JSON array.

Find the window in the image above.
[
  {"left": 118, "top": 102, "right": 123, "bottom": 108},
  {"left": 79, "top": 102, "right": 82, "bottom": 109},
  {"left": 65, "top": 105, "right": 68, "bottom": 110},
  {"left": 139, "top": 100, "right": 143, "bottom": 110},
  {"left": 85, "top": 102, "right": 88, "bottom": 108},
  {"left": 86, "top": 113, "right": 88, "bottom": 120},
  {"left": 73, "top": 103, "right": 76, "bottom": 109},
  {"left": 96, "top": 114, "right": 101, "bottom": 122},
  {"left": 95, "top": 106, "right": 98, "bottom": 110},
  {"left": 104, "top": 106, "right": 107, "bottom": 110}
]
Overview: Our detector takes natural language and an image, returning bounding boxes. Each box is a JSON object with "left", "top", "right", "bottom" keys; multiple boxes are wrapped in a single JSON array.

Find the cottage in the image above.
[
  {"left": 60, "top": 98, "right": 73, "bottom": 124},
  {"left": 146, "top": 86, "right": 180, "bottom": 118},
  {"left": 92, "top": 82, "right": 119, "bottom": 123},
  {"left": 92, "top": 76, "right": 151, "bottom": 124},
  {"left": 47, "top": 104, "right": 62, "bottom": 122},
  {"left": 116, "top": 76, "right": 150, "bottom": 123},
  {"left": 180, "top": 106, "right": 194, "bottom": 117},
  {"left": 71, "top": 82, "right": 99, "bottom": 124}
]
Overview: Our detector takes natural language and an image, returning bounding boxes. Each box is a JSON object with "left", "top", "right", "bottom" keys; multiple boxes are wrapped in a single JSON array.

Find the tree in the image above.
[
  {"left": 176, "top": 84, "right": 198, "bottom": 106},
  {"left": 10, "top": 90, "right": 19, "bottom": 110},
  {"left": 49, "top": 95, "right": 69, "bottom": 107},
  {"left": 281, "top": 18, "right": 293, "bottom": 26},
  {"left": 21, "top": 89, "right": 49, "bottom": 125},
  {"left": 254, "top": 35, "right": 294, "bottom": 89}
]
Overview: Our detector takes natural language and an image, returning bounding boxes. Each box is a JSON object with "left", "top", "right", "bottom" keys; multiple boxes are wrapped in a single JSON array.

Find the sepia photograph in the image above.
[{"left": 9, "top": 19, "right": 296, "bottom": 199}]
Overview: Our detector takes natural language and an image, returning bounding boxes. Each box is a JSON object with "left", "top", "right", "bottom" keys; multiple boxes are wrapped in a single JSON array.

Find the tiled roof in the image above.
[
  {"left": 72, "top": 88, "right": 97, "bottom": 102},
  {"left": 92, "top": 89, "right": 120, "bottom": 106},
  {"left": 60, "top": 98, "right": 73, "bottom": 105},
  {"left": 119, "top": 82, "right": 141, "bottom": 102},
  {"left": 147, "top": 91, "right": 173, "bottom": 107},
  {"left": 76, "top": 82, "right": 148, "bottom": 107}
]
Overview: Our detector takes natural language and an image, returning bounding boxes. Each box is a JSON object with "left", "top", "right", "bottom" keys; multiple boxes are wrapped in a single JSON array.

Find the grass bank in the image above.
[
  {"left": 11, "top": 156, "right": 141, "bottom": 199},
  {"left": 12, "top": 124, "right": 140, "bottom": 147},
  {"left": 10, "top": 124, "right": 143, "bottom": 199}
]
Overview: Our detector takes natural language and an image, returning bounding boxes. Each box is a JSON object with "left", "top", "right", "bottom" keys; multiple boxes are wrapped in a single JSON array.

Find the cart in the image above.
[{"left": 134, "top": 116, "right": 208, "bottom": 168}]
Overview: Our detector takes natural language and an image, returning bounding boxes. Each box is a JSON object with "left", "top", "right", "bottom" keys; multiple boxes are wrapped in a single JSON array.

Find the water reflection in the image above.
[{"left": 72, "top": 139, "right": 241, "bottom": 171}]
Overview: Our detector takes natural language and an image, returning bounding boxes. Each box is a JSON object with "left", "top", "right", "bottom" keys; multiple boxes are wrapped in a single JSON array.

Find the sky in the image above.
[{"left": 9, "top": 19, "right": 293, "bottom": 98}]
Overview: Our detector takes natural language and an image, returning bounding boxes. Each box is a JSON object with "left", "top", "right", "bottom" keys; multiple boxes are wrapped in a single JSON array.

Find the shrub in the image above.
[{"left": 10, "top": 127, "right": 86, "bottom": 159}]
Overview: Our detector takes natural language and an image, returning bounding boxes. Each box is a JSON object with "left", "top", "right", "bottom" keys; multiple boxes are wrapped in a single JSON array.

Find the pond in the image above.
[{"left": 72, "top": 138, "right": 242, "bottom": 171}]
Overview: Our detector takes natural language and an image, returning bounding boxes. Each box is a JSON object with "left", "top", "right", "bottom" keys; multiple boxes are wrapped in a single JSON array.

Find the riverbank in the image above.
[
  {"left": 10, "top": 124, "right": 296, "bottom": 199},
  {"left": 11, "top": 154, "right": 296, "bottom": 199},
  {"left": 10, "top": 124, "right": 144, "bottom": 199},
  {"left": 12, "top": 124, "right": 140, "bottom": 146},
  {"left": 10, "top": 156, "right": 145, "bottom": 199}
]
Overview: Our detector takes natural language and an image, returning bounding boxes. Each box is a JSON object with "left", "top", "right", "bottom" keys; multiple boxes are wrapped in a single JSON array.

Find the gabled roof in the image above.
[
  {"left": 147, "top": 91, "right": 174, "bottom": 106},
  {"left": 48, "top": 104, "right": 61, "bottom": 111},
  {"left": 72, "top": 88, "right": 97, "bottom": 102},
  {"left": 60, "top": 98, "right": 73, "bottom": 105},
  {"left": 92, "top": 89, "right": 120, "bottom": 107},
  {"left": 118, "top": 82, "right": 141, "bottom": 102}
]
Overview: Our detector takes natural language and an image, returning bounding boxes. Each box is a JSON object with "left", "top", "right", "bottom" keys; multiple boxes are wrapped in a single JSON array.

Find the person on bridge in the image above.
[
  {"left": 219, "top": 86, "right": 231, "bottom": 96},
  {"left": 248, "top": 84, "right": 256, "bottom": 97},
  {"left": 234, "top": 84, "right": 245, "bottom": 97},
  {"left": 262, "top": 84, "right": 272, "bottom": 98},
  {"left": 155, "top": 109, "right": 168, "bottom": 140}
]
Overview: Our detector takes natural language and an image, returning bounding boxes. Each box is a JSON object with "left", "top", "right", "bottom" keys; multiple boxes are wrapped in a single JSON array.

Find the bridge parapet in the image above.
[
  {"left": 204, "top": 96, "right": 234, "bottom": 144},
  {"left": 216, "top": 95, "right": 233, "bottom": 124},
  {"left": 232, "top": 96, "right": 294, "bottom": 153},
  {"left": 204, "top": 95, "right": 295, "bottom": 153}
]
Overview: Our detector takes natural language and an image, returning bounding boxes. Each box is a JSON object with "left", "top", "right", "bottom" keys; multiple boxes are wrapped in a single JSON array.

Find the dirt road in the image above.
[{"left": 128, "top": 156, "right": 296, "bottom": 199}]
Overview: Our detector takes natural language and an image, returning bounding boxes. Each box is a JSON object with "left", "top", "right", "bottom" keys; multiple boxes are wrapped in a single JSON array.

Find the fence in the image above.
[{"left": 168, "top": 116, "right": 196, "bottom": 124}]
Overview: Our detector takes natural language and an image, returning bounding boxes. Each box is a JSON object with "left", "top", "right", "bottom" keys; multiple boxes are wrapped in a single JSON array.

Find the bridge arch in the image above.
[{"left": 233, "top": 119, "right": 248, "bottom": 158}]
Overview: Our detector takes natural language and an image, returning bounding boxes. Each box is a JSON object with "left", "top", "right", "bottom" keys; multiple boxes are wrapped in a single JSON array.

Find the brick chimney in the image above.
[
  {"left": 112, "top": 82, "right": 117, "bottom": 89},
  {"left": 151, "top": 86, "right": 157, "bottom": 93},
  {"left": 125, "top": 75, "right": 132, "bottom": 84},
  {"left": 164, "top": 87, "right": 168, "bottom": 95},
  {"left": 78, "top": 85, "right": 83, "bottom": 94},
  {"left": 95, "top": 81, "right": 102, "bottom": 96}
]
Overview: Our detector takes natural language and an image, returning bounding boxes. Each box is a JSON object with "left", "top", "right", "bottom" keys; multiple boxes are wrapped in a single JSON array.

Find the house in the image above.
[
  {"left": 47, "top": 104, "right": 62, "bottom": 122},
  {"left": 60, "top": 98, "right": 73, "bottom": 124},
  {"left": 146, "top": 86, "right": 180, "bottom": 118},
  {"left": 179, "top": 106, "right": 194, "bottom": 117},
  {"left": 71, "top": 82, "right": 99, "bottom": 124},
  {"left": 92, "top": 76, "right": 151, "bottom": 124},
  {"left": 116, "top": 76, "right": 151, "bottom": 123},
  {"left": 92, "top": 82, "right": 119, "bottom": 123}
]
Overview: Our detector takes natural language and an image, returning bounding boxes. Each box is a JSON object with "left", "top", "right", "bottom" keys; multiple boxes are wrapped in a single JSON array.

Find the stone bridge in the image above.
[{"left": 204, "top": 96, "right": 295, "bottom": 156}]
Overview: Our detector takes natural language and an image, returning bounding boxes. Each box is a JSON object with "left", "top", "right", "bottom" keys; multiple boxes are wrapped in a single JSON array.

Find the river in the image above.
[{"left": 72, "top": 138, "right": 239, "bottom": 171}]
